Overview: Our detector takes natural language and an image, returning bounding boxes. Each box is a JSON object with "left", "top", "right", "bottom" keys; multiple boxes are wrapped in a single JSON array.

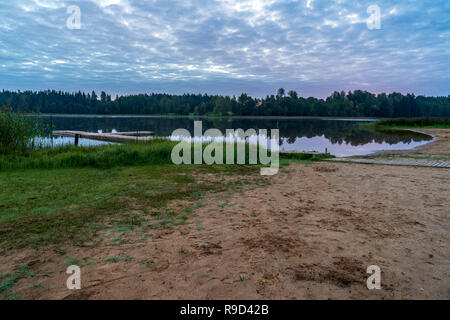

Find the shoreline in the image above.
[
  {"left": 29, "top": 113, "right": 379, "bottom": 121},
  {"left": 362, "top": 128, "right": 450, "bottom": 158}
]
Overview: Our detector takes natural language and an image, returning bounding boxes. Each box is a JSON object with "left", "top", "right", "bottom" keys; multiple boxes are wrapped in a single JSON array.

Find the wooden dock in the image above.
[
  {"left": 52, "top": 130, "right": 155, "bottom": 144},
  {"left": 280, "top": 150, "right": 329, "bottom": 157}
]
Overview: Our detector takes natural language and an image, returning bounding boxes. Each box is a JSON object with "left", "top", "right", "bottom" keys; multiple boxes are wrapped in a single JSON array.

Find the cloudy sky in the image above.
[{"left": 0, "top": 0, "right": 449, "bottom": 98}]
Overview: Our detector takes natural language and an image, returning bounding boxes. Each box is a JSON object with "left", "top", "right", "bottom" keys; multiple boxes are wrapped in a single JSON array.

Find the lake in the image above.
[{"left": 37, "top": 115, "right": 432, "bottom": 157}]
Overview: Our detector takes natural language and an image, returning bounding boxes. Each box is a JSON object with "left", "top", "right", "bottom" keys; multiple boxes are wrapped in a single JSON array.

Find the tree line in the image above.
[{"left": 1, "top": 89, "right": 449, "bottom": 117}]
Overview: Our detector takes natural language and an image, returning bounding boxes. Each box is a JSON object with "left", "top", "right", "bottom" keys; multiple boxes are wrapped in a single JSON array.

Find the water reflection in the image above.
[{"left": 36, "top": 115, "right": 432, "bottom": 157}]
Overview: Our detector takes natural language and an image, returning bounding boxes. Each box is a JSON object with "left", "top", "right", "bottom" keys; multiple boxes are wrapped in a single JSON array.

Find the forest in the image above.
[{"left": 1, "top": 89, "right": 449, "bottom": 118}]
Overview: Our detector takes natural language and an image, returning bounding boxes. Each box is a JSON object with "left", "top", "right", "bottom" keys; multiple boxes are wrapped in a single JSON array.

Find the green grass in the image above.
[
  {"left": 0, "top": 264, "right": 34, "bottom": 298},
  {"left": 364, "top": 117, "right": 450, "bottom": 130},
  {"left": 0, "top": 162, "right": 265, "bottom": 249},
  {"left": 0, "top": 137, "right": 334, "bottom": 171},
  {"left": 65, "top": 257, "right": 81, "bottom": 266},
  {"left": 104, "top": 256, "right": 133, "bottom": 263},
  {"left": 0, "top": 139, "right": 333, "bottom": 250},
  {"left": 279, "top": 152, "right": 335, "bottom": 168},
  {"left": 0, "top": 139, "right": 177, "bottom": 170}
]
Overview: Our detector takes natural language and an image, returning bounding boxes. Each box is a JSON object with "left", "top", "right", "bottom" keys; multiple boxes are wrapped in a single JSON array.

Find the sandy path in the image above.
[{"left": 2, "top": 129, "right": 449, "bottom": 300}]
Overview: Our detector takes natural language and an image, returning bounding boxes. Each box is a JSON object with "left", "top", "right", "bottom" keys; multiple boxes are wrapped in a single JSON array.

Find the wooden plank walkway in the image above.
[
  {"left": 53, "top": 130, "right": 154, "bottom": 144},
  {"left": 325, "top": 157, "right": 450, "bottom": 168},
  {"left": 280, "top": 150, "right": 328, "bottom": 156}
]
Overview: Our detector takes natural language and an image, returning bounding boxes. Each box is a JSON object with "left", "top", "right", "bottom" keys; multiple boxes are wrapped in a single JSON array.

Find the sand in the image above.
[{"left": 2, "top": 129, "right": 449, "bottom": 300}]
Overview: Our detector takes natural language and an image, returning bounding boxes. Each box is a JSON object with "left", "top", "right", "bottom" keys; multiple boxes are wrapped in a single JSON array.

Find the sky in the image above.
[{"left": 0, "top": 0, "right": 449, "bottom": 98}]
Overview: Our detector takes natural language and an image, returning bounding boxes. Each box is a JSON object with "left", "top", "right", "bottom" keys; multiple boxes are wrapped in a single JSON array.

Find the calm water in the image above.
[{"left": 37, "top": 115, "right": 432, "bottom": 157}]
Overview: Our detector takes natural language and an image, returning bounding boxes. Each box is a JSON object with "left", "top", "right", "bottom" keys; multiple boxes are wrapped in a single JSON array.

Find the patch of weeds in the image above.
[
  {"left": 42, "top": 258, "right": 56, "bottom": 266},
  {"left": 178, "top": 248, "right": 187, "bottom": 254},
  {"left": 196, "top": 226, "right": 205, "bottom": 231},
  {"left": 65, "top": 257, "right": 80, "bottom": 266},
  {"left": 16, "top": 264, "right": 34, "bottom": 278},
  {"left": 115, "top": 225, "right": 136, "bottom": 234},
  {"left": 110, "top": 236, "right": 122, "bottom": 246},
  {"left": 81, "top": 256, "right": 96, "bottom": 266},
  {"left": 104, "top": 256, "right": 133, "bottom": 263},
  {"left": 137, "top": 234, "right": 150, "bottom": 242},
  {"left": 218, "top": 202, "right": 228, "bottom": 208},
  {"left": 54, "top": 248, "right": 66, "bottom": 255},
  {"left": 0, "top": 276, "right": 17, "bottom": 294},
  {"left": 183, "top": 207, "right": 193, "bottom": 214},
  {"left": 30, "top": 282, "right": 42, "bottom": 289},
  {"left": 193, "top": 203, "right": 205, "bottom": 210},
  {"left": 149, "top": 211, "right": 161, "bottom": 217},
  {"left": 171, "top": 175, "right": 195, "bottom": 184},
  {"left": 151, "top": 219, "right": 185, "bottom": 229},
  {"left": 0, "top": 264, "right": 34, "bottom": 297}
]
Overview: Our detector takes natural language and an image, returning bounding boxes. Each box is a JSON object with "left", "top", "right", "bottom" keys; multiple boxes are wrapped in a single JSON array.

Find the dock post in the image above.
[{"left": 74, "top": 134, "right": 79, "bottom": 146}]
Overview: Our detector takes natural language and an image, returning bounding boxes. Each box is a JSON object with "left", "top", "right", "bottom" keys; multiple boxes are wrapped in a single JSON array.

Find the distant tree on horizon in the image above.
[{"left": 0, "top": 89, "right": 448, "bottom": 118}]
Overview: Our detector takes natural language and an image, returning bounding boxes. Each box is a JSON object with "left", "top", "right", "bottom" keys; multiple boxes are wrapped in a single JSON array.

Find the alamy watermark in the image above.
[
  {"left": 367, "top": 5, "right": 381, "bottom": 30},
  {"left": 66, "top": 5, "right": 81, "bottom": 30},
  {"left": 66, "top": 4, "right": 381, "bottom": 31},
  {"left": 170, "top": 121, "right": 279, "bottom": 176},
  {"left": 367, "top": 265, "right": 381, "bottom": 290},
  {"left": 66, "top": 265, "right": 81, "bottom": 290}
]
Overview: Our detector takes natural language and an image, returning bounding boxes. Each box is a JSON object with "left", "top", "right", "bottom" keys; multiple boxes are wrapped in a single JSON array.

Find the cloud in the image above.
[{"left": 0, "top": 0, "right": 448, "bottom": 97}]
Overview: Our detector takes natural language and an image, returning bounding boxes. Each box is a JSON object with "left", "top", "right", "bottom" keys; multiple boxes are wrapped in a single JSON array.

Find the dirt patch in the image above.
[
  {"left": 242, "top": 234, "right": 306, "bottom": 254},
  {"left": 293, "top": 264, "right": 361, "bottom": 288},
  {"left": 313, "top": 165, "right": 339, "bottom": 172}
]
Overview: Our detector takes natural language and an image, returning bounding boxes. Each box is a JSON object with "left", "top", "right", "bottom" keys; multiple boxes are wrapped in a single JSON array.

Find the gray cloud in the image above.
[{"left": 0, "top": 0, "right": 449, "bottom": 97}]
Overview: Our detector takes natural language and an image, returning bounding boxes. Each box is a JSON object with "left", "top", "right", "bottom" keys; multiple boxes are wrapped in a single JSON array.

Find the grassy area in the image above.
[
  {"left": 365, "top": 117, "right": 450, "bottom": 129},
  {"left": 0, "top": 138, "right": 331, "bottom": 250},
  {"left": 0, "top": 264, "right": 34, "bottom": 299},
  {"left": 0, "top": 139, "right": 285, "bottom": 171},
  {"left": 0, "top": 138, "right": 331, "bottom": 171},
  {"left": 0, "top": 139, "right": 177, "bottom": 170},
  {"left": 0, "top": 163, "right": 267, "bottom": 250}
]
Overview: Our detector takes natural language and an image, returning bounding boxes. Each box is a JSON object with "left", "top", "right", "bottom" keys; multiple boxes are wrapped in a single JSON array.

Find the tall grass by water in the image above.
[
  {"left": 0, "top": 139, "right": 285, "bottom": 170},
  {"left": 0, "top": 109, "right": 49, "bottom": 155},
  {"left": 0, "top": 110, "right": 330, "bottom": 170},
  {"left": 0, "top": 138, "right": 330, "bottom": 171},
  {"left": 0, "top": 139, "right": 176, "bottom": 170}
]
